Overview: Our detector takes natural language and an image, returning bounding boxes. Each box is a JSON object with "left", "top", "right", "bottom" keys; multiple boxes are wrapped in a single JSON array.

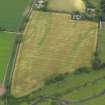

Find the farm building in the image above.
[
  {"left": 71, "top": 14, "right": 82, "bottom": 20},
  {"left": 71, "top": 12, "right": 82, "bottom": 20},
  {"left": 34, "top": 0, "right": 45, "bottom": 9}
]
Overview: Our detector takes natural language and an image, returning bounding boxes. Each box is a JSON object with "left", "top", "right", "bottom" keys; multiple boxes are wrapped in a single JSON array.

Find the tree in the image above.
[{"left": 92, "top": 58, "right": 102, "bottom": 70}]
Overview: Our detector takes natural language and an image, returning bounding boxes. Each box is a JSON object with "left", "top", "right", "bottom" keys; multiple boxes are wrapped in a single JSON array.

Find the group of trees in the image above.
[
  {"left": 82, "top": 0, "right": 105, "bottom": 21},
  {"left": 101, "top": 0, "right": 105, "bottom": 12},
  {"left": 100, "top": 0, "right": 105, "bottom": 20},
  {"left": 45, "top": 73, "right": 69, "bottom": 85}
]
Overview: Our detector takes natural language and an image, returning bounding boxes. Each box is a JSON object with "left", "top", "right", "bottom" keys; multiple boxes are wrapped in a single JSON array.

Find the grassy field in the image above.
[
  {"left": 0, "top": 0, "right": 31, "bottom": 31},
  {"left": 38, "top": 70, "right": 105, "bottom": 105},
  {"left": 97, "top": 23, "right": 105, "bottom": 63},
  {"left": 11, "top": 11, "right": 97, "bottom": 96},
  {"left": 26, "top": 69, "right": 105, "bottom": 105},
  {"left": 47, "top": 0, "right": 86, "bottom": 13},
  {"left": 63, "top": 78, "right": 105, "bottom": 100},
  {"left": 13, "top": 69, "right": 105, "bottom": 105},
  {"left": 0, "top": 32, "right": 15, "bottom": 83}
]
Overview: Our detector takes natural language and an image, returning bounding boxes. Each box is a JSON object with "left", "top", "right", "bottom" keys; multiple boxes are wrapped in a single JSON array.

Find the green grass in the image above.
[
  {"left": 0, "top": 0, "right": 31, "bottom": 31},
  {"left": 26, "top": 69, "right": 105, "bottom": 98},
  {"left": 81, "top": 95, "right": 105, "bottom": 105},
  {"left": 97, "top": 24, "right": 105, "bottom": 63},
  {"left": 31, "top": 70, "right": 105, "bottom": 105},
  {"left": 0, "top": 32, "right": 15, "bottom": 83},
  {"left": 0, "top": 100, "right": 4, "bottom": 105},
  {"left": 63, "top": 79, "right": 105, "bottom": 100},
  {"left": 37, "top": 100, "right": 52, "bottom": 105},
  {"left": 14, "top": 69, "right": 105, "bottom": 105}
]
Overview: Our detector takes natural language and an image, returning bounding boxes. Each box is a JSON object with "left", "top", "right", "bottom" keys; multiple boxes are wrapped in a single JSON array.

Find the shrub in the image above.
[
  {"left": 45, "top": 73, "right": 68, "bottom": 85},
  {"left": 92, "top": 58, "right": 102, "bottom": 70},
  {"left": 74, "top": 67, "right": 91, "bottom": 74}
]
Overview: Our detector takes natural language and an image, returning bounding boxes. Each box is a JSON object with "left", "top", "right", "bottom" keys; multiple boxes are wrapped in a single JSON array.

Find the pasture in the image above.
[
  {"left": 14, "top": 69, "right": 105, "bottom": 105},
  {"left": 0, "top": 32, "right": 15, "bottom": 84},
  {"left": 11, "top": 11, "right": 98, "bottom": 96},
  {"left": 36, "top": 69, "right": 105, "bottom": 105},
  {"left": 0, "top": 0, "right": 31, "bottom": 31},
  {"left": 47, "top": 0, "right": 86, "bottom": 13}
]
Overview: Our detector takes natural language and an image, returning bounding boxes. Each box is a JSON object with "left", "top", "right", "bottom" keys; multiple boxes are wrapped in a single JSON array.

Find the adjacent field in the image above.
[
  {"left": 11, "top": 11, "right": 98, "bottom": 96},
  {"left": 37, "top": 70, "right": 105, "bottom": 105},
  {"left": 0, "top": 32, "right": 15, "bottom": 83},
  {"left": 31, "top": 69, "right": 105, "bottom": 97},
  {"left": 29, "top": 69, "right": 105, "bottom": 105},
  {"left": 0, "top": 0, "right": 31, "bottom": 30},
  {"left": 16, "top": 69, "right": 105, "bottom": 105},
  {"left": 47, "top": 0, "right": 86, "bottom": 13}
]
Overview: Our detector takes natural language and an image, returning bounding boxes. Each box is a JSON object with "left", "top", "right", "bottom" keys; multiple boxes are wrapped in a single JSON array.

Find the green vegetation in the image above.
[
  {"left": 84, "top": 0, "right": 101, "bottom": 8},
  {"left": 6, "top": 69, "right": 105, "bottom": 105},
  {"left": 28, "top": 69, "right": 105, "bottom": 97},
  {"left": 0, "top": 99, "right": 4, "bottom": 105},
  {"left": 97, "top": 24, "right": 105, "bottom": 63},
  {"left": 63, "top": 78, "right": 105, "bottom": 100},
  {"left": 0, "top": 32, "right": 15, "bottom": 83},
  {"left": 37, "top": 100, "right": 52, "bottom": 105},
  {"left": 83, "top": 0, "right": 105, "bottom": 21},
  {"left": 0, "top": 0, "right": 31, "bottom": 31}
]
